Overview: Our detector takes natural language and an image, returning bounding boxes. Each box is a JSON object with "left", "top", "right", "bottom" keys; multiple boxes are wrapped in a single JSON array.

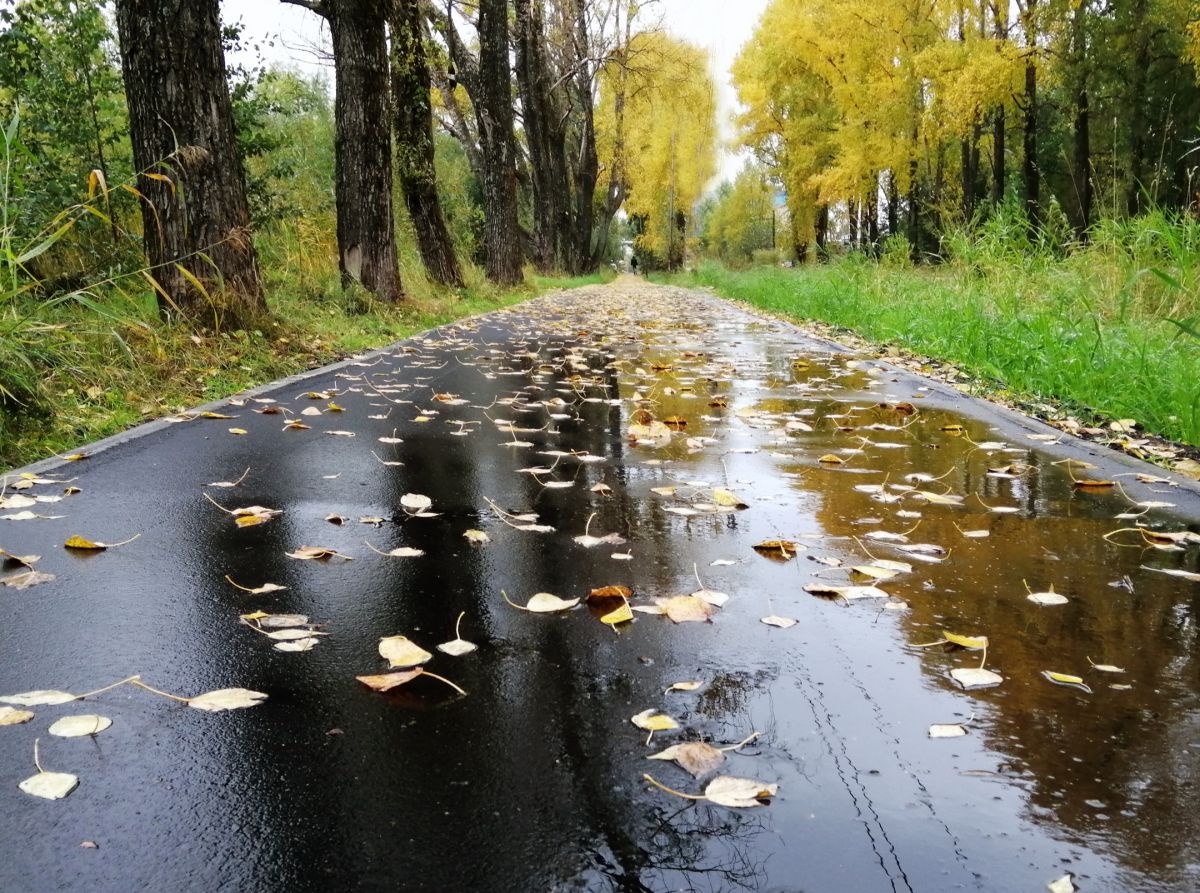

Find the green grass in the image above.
[
  {"left": 0, "top": 215, "right": 613, "bottom": 472},
  {"left": 659, "top": 220, "right": 1200, "bottom": 446}
]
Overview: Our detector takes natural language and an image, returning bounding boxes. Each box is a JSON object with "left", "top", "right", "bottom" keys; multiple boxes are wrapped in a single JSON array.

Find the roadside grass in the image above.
[
  {"left": 660, "top": 218, "right": 1200, "bottom": 447},
  {"left": 0, "top": 217, "right": 613, "bottom": 472}
]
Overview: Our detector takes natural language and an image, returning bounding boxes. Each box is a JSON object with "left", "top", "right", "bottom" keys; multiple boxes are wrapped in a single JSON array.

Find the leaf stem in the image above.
[
  {"left": 420, "top": 671, "right": 467, "bottom": 696},
  {"left": 719, "top": 730, "right": 761, "bottom": 752},
  {"left": 128, "top": 678, "right": 191, "bottom": 704},
  {"left": 33, "top": 737, "right": 43, "bottom": 773},
  {"left": 643, "top": 773, "right": 704, "bottom": 800},
  {"left": 74, "top": 674, "right": 141, "bottom": 700}
]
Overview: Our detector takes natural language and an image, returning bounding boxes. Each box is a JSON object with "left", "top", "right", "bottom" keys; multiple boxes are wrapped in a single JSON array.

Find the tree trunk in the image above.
[
  {"left": 570, "top": 0, "right": 600, "bottom": 273},
  {"left": 1020, "top": 0, "right": 1039, "bottom": 225},
  {"left": 1070, "top": 2, "right": 1091, "bottom": 240},
  {"left": 390, "top": 0, "right": 463, "bottom": 287},
  {"left": 476, "top": 0, "right": 523, "bottom": 284},
  {"left": 115, "top": 0, "right": 264, "bottom": 327},
  {"left": 847, "top": 198, "right": 859, "bottom": 251},
  {"left": 992, "top": 107, "right": 1006, "bottom": 204},
  {"left": 866, "top": 186, "right": 879, "bottom": 254},
  {"left": 887, "top": 173, "right": 899, "bottom": 236},
  {"left": 1125, "top": 0, "right": 1149, "bottom": 215},
  {"left": 324, "top": 0, "right": 402, "bottom": 300},
  {"left": 514, "top": 0, "right": 572, "bottom": 273},
  {"left": 815, "top": 204, "right": 829, "bottom": 261},
  {"left": 991, "top": 4, "right": 1008, "bottom": 206}
]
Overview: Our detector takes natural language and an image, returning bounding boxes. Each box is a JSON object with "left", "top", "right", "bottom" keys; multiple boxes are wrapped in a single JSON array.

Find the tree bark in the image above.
[
  {"left": 463, "top": 0, "right": 523, "bottom": 284},
  {"left": 991, "top": 107, "right": 1006, "bottom": 204},
  {"left": 326, "top": 0, "right": 402, "bottom": 300},
  {"left": 1070, "top": 1, "right": 1092, "bottom": 240},
  {"left": 115, "top": 0, "right": 264, "bottom": 327},
  {"left": 1020, "top": 0, "right": 1039, "bottom": 225},
  {"left": 514, "top": 0, "right": 573, "bottom": 273},
  {"left": 991, "top": 3, "right": 1008, "bottom": 206},
  {"left": 390, "top": 0, "right": 463, "bottom": 287},
  {"left": 570, "top": 0, "right": 600, "bottom": 273},
  {"left": 815, "top": 204, "right": 829, "bottom": 262},
  {"left": 1125, "top": 0, "right": 1150, "bottom": 215}
]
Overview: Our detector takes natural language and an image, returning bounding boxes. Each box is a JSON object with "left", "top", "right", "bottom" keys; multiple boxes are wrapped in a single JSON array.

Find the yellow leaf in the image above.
[
  {"left": 712, "top": 488, "right": 748, "bottom": 508},
  {"left": 228, "top": 427, "right": 248, "bottom": 436},
  {"left": 943, "top": 631, "right": 988, "bottom": 650},
  {"left": 378, "top": 635, "right": 433, "bottom": 669},
  {"left": 601, "top": 600, "right": 634, "bottom": 626},
  {"left": 1042, "top": 671, "right": 1092, "bottom": 693},
  {"left": 631, "top": 709, "right": 678, "bottom": 732}
]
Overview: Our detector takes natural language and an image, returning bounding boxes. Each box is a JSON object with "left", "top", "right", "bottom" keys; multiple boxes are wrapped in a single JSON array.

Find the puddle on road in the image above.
[{"left": 1, "top": 284, "right": 1198, "bottom": 892}]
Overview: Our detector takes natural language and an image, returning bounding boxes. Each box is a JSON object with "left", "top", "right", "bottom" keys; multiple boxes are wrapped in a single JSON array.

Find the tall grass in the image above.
[{"left": 669, "top": 210, "right": 1200, "bottom": 446}]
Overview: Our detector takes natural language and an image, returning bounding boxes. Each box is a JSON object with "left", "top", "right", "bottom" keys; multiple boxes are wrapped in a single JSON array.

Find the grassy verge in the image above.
[
  {"left": 0, "top": 230, "right": 613, "bottom": 472},
  {"left": 658, "top": 237, "right": 1200, "bottom": 449}
]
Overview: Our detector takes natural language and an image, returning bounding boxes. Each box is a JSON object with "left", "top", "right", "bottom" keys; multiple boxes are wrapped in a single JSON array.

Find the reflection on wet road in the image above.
[{"left": 2, "top": 281, "right": 1199, "bottom": 892}]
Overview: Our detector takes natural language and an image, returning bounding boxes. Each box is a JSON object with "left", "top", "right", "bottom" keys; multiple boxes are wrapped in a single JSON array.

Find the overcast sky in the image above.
[{"left": 225, "top": 0, "right": 768, "bottom": 185}]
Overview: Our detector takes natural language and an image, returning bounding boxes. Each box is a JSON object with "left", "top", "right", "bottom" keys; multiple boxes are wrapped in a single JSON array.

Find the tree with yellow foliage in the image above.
[{"left": 596, "top": 31, "right": 717, "bottom": 269}]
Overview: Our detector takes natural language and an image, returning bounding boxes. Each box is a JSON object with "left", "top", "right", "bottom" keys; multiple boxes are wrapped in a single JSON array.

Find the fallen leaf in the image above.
[
  {"left": 752, "top": 540, "right": 800, "bottom": 561},
  {"left": 356, "top": 669, "right": 422, "bottom": 692},
  {"left": 804, "top": 584, "right": 889, "bottom": 600},
  {"left": 400, "top": 493, "right": 433, "bottom": 513},
  {"left": 703, "top": 776, "right": 778, "bottom": 808},
  {"left": 574, "top": 532, "right": 626, "bottom": 548},
  {"left": 712, "top": 488, "right": 748, "bottom": 509},
  {"left": 0, "top": 690, "right": 76, "bottom": 706},
  {"left": 187, "top": 688, "right": 268, "bottom": 711},
  {"left": 943, "top": 631, "right": 988, "bottom": 650},
  {"left": 48, "top": 715, "right": 112, "bottom": 737},
  {"left": 1041, "top": 671, "right": 1092, "bottom": 693},
  {"left": 1087, "top": 657, "right": 1125, "bottom": 673},
  {"left": 286, "top": 546, "right": 352, "bottom": 561},
  {"left": 228, "top": 427, "right": 248, "bottom": 436},
  {"left": 275, "top": 638, "right": 320, "bottom": 652},
  {"left": 0, "top": 706, "right": 34, "bottom": 725},
  {"left": 665, "top": 680, "right": 704, "bottom": 694},
  {"left": 504, "top": 591, "right": 580, "bottom": 613},
  {"left": 378, "top": 635, "right": 433, "bottom": 668},
  {"left": 463, "top": 529, "right": 490, "bottom": 545},
  {"left": 366, "top": 543, "right": 425, "bottom": 558},
  {"left": 760, "top": 615, "right": 797, "bottom": 629},
  {"left": 600, "top": 599, "right": 634, "bottom": 626},
  {"left": 949, "top": 668, "right": 1003, "bottom": 690},
  {"left": 660, "top": 595, "right": 715, "bottom": 623},
  {"left": 589, "top": 584, "right": 633, "bottom": 600},
  {"left": 631, "top": 709, "right": 678, "bottom": 732},
  {"left": 691, "top": 588, "right": 728, "bottom": 607},
  {"left": 1047, "top": 874, "right": 1076, "bottom": 893},
  {"left": 63, "top": 533, "right": 139, "bottom": 551},
  {"left": 928, "top": 723, "right": 968, "bottom": 738},
  {"left": 1027, "top": 587, "right": 1069, "bottom": 606},
  {"left": 648, "top": 742, "right": 725, "bottom": 777},
  {"left": 20, "top": 770, "right": 78, "bottom": 800},
  {"left": 225, "top": 576, "right": 287, "bottom": 595}
]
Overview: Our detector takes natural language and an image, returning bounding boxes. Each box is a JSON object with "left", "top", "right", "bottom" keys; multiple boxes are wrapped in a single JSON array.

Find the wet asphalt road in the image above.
[{"left": 2, "top": 280, "right": 1200, "bottom": 893}]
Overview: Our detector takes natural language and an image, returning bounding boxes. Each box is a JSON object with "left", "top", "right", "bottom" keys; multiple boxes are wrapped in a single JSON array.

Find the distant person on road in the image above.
[{"left": 630, "top": 255, "right": 639, "bottom": 275}]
